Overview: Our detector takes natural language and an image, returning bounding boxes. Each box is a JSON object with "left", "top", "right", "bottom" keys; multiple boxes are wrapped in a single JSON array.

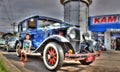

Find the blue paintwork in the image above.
[
  {"left": 18, "top": 16, "right": 70, "bottom": 49},
  {"left": 89, "top": 14, "right": 120, "bottom": 32}
]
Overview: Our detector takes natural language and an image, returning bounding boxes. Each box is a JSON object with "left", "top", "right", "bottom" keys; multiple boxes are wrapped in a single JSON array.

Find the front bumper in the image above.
[
  {"left": 0, "top": 44, "right": 5, "bottom": 48},
  {"left": 65, "top": 51, "right": 100, "bottom": 61}
]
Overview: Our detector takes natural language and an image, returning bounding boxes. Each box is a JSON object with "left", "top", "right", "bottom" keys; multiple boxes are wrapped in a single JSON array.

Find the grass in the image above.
[{"left": 0, "top": 57, "right": 8, "bottom": 72}]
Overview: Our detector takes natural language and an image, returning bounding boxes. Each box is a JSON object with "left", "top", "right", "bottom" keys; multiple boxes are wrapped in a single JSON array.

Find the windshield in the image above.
[
  {"left": 38, "top": 20, "right": 61, "bottom": 27},
  {"left": 9, "top": 38, "right": 16, "bottom": 41},
  {"left": 38, "top": 19, "right": 70, "bottom": 29}
]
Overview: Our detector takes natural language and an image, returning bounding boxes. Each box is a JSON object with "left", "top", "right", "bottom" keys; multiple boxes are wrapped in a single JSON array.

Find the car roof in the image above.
[
  {"left": 38, "top": 16, "right": 62, "bottom": 23},
  {"left": 17, "top": 15, "right": 79, "bottom": 27},
  {"left": 18, "top": 15, "right": 62, "bottom": 25}
]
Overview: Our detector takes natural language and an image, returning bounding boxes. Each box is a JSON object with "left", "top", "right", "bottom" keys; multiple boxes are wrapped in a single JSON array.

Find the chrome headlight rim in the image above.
[{"left": 67, "top": 27, "right": 77, "bottom": 39}]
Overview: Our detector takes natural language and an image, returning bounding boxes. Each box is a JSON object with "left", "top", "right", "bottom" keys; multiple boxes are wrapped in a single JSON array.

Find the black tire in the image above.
[
  {"left": 3, "top": 45, "right": 7, "bottom": 51},
  {"left": 6, "top": 45, "right": 10, "bottom": 52},
  {"left": 15, "top": 43, "right": 21, "bottom": 57},
  {"left": 43, "top": 42, "right": 64, "bottom": 71},
  {"left": 80, "top": 60, "right": 93, "bottom": 65},
  {"left": 80, "top": 55, "right": 95, "bottom": 65},
  {"left": 4, "top": 45, "right": 9, "bottom": 52}
]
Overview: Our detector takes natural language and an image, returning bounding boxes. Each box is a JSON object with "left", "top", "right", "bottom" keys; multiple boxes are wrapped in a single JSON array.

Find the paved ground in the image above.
[{"left": 1, "top": 48, "right": 120, "bottom": 72}]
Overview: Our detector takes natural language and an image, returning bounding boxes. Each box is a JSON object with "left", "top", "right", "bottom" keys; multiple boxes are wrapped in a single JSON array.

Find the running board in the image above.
[{"left": 26, "top": 52, "right": 41, "bottom": 56}]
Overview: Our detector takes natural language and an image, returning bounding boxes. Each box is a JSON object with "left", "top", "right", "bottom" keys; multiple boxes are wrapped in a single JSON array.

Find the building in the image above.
[
  {"left": 60, "top": 0, "right": 92, "bottom": 41},
  {"left": 89, "top": 14, "right": 120, "bottom": 50}
]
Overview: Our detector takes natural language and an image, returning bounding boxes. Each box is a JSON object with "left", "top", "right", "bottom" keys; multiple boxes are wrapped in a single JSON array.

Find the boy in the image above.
[{"left": 20, "top": 34, "right": 32, "bottom": 62}]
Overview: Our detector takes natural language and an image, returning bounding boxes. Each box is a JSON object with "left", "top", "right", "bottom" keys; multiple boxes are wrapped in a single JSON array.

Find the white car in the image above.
[
  {"left": 5, "top": 37, "right": 18, "bottom": 52},
  {"left": 0, "top": 38, "right": 5, "bottom": 48}
]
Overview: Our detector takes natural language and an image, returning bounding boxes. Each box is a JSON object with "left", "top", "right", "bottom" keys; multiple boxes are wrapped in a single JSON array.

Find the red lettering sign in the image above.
[
  {"left": 94, "top": 17, "right": 100, "bottom": 24},
  {"left": 108, "top": 16, "right": 117, "bottom": 23},
  {"left": 93, "top": 16, "right": 118, "bottom": 24},
  {"left": 101, "top": 17, "right": 107, "bottom": 23}
]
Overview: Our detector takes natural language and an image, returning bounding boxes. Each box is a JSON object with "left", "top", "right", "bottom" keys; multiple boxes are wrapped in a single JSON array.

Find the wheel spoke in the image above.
[
  {"left": 52, "top": 59, "right": 56, "bottom": 63},
  {"left": 49, "top": 60, "right": 52, "bottom": 64},
  {"left": 50, "top": 48, "right": 53, "bottom": 53},
  {"left": 51, "top": 48, "right": 54, "bottom": 53},
  {"left": 54, "top": 56, "right": 56, "bottom": 59},
  {"left": 51, "top": 60, "right": 54, "bottom": 65},
  {"left": 48, "top": 50, "right": 51, "bottom": 54},
  {"left": 53, "top": 52, "right": 56, "bottom": 56},
  {"left": 47, "top": 47, "right": 57, "bottom": 66},
  {"left": 54, "top": 55, "right": 57, "bottom": 59},
  {"left": 52, "top": 50, "right": 55, "bottom": 53}
]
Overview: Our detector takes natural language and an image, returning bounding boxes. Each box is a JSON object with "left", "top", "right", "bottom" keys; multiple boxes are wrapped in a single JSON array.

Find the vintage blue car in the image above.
[{"left": 15, "top": 15, "right": 99, "bottom": 71}]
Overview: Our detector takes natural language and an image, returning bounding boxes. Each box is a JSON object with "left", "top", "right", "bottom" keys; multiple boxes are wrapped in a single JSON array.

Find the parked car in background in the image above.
[
  {"left": 0, "top": 38, "right": 5, "bottom": 48},
  {"left": 4, "top": 37, "right": 18, "bottom": 52}
]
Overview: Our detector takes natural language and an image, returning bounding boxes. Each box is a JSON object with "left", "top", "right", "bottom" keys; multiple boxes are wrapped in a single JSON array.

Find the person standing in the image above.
[{"left": 111, "top": 40, "right": 115, "bottom": 49}]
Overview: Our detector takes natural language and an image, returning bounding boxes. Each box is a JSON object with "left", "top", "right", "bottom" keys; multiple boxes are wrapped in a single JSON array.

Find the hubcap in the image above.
[{"left": 47, "top": 47, "right": 57, "bottom": 66}]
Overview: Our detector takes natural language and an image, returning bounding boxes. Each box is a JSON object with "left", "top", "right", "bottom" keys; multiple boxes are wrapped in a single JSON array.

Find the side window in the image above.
[
  {"left": 28, "top": 18, "right": 36, "bottom": 29},
  {"left": 18, "top": 24, "right": 22, "bottom": 32},
  {"left": 22, "top": 21, "right": 27, "bottom": 31}
]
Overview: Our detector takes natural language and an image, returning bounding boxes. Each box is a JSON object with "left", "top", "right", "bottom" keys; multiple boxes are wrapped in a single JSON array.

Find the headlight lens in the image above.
[
  {"left": 67, "top": 27, "right": 76, "bottom": 39},
  {"left": 69, "top": 29, "right": 76, "bottom": 39}
]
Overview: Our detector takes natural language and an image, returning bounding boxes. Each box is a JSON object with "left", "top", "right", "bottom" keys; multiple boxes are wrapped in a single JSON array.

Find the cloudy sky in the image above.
[{"left": 0, "top": 0, "right": 120, "bottom": 32}]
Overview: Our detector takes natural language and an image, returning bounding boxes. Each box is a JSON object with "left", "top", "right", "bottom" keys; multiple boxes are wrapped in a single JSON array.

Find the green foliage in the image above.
[{"left": 0, "top": 58, "right": 8, "bottom": 72}]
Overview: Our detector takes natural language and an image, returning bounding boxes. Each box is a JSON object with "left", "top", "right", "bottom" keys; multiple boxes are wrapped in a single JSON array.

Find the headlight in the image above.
[{"left": 67, "top": 27, "right": 76, "bottom": 39}]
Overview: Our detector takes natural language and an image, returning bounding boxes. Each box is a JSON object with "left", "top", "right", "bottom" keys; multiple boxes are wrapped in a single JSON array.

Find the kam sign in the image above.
[{"left": 93, "top": 15, "right": 118, "bottom": 24}]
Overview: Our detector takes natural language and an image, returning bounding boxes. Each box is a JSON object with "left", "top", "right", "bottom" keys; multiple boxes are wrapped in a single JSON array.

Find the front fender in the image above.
[
  {"left": 47, "top": 35, "right": 69, "bottom": 42},
  {"left": 34, "top": 35, "right": 70, "bottom": 53}
]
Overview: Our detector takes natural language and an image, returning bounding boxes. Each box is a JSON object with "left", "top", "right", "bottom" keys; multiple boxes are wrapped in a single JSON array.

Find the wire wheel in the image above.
[
  {"left": 47, "top": 47, "right": 57, "bottom": 66},
  {"left": 43, "top": 42, "right": 64, "bottom": 71}
]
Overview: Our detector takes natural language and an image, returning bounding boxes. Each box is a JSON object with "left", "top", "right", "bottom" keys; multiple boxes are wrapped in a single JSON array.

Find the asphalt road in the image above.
[{"left": 1, "top": 48, "right": 120, "bottom": 72}]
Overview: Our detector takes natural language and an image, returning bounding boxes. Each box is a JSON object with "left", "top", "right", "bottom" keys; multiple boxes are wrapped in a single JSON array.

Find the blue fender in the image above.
[
  {"left": 34, "top": 35, "right": 72, "bottom": 53},
  {"left": 46, "top": 35, "right": 69, "bottom": 42}
]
